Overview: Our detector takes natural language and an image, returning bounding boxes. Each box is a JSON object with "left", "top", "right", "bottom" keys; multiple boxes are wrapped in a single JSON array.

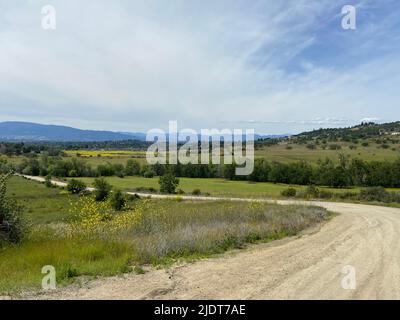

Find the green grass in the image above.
[
  {"left": 255, "top": 141, "right": 400, "bottom": 163},
  {"left": 0, "top": 177, "right": 331, "bottom": 294},
  {"left": 69, "top": 176, "right": 364, "bottom": 198},
  {"left": 6, "top": 176, "right": 76, "bottom": 224},
  {"left": 0, "top": 238, "right": 132, "bottom": 294},
  {"left": 65, "top": 154, "right": 147, "bottom": 166}
]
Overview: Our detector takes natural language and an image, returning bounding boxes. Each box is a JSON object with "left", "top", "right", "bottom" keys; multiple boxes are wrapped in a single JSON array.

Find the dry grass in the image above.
[{"left": 121, "top": 200, "right": 331, "bottom": 264}]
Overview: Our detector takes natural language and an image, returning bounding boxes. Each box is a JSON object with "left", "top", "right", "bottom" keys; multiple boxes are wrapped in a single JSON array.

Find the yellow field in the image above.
[{"left": 64, "top": 150, "right": 147, "bottom": 158}]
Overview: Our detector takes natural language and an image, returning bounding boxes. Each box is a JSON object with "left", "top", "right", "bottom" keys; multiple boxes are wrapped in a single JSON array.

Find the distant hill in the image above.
[
  {"left": 294, "top": 121, "right": 400, "bottom": 141},
  {"left": 0, "top": 121, "right": 289, "bottom": 142},
  {"left": 0, "top": 121, "right": 142, "bottom": 142}
]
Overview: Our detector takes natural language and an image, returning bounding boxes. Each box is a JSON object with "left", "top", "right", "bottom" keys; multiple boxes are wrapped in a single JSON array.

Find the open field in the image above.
[
  {"left": 66, "top": 144, "right": 400, "bottom": 166},
  {"left": 63, "top": 150, "right": 147, "bottom": 166},
  {"left": 64, "top": 150, "right": 147, "bottom": 157},
  {"left": 6, "top": 176, "right": 76, "bottom": 224},
  {"left": 0, "top": 176, "right": 330, "bottom": 295},
  {"left": 31, "top": 201, "right": 400, "bottom": 300},
  {"left": 255, "top": 142, "right": 400, "bottom": 163},
  {"left": 66, "top": 176, "right": 366, "bottom": 198}
]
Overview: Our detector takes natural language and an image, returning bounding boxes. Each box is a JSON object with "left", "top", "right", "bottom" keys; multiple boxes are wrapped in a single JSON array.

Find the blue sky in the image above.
[{"left": 0, "top": 0, "right": 399, "bottom": 134}]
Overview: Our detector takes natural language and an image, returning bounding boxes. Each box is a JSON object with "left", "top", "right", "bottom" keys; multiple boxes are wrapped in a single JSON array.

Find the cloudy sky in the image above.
[{"left": 0, "top": 0, "right": 399, "bottom": 134}]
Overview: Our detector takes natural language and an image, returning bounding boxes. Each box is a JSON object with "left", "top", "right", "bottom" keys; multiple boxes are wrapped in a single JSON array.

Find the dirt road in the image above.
[{"left": 20, "top": 175, "right": 400, "bottom": 299}]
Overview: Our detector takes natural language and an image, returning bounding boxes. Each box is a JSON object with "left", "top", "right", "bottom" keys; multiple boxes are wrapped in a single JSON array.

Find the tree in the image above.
[
  {"left": 66, "top": 179, "right": 87, "bottom": 194},
  {"left": 93, "top": 178, "right": 112, "bottom": 201},
  {"left": 44, "top": 175, "right": 53, "bottom": 188},
  {"left": 159, "top": 171, "right": 179, "bottom": 194},
  {"left": 125, "top": 160, "right": 141, "bottom": 176},
  {"left": 0, "top": 173, "right": 26, "bottom": 246},
  {"left": 110, "top": 189, "right": 126, "bottom": 211}
]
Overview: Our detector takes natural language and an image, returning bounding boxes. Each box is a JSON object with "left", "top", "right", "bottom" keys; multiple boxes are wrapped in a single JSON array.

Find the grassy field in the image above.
[
  {"left": 63, "top": 150, "right": 147, "bottom": 166},
  {"left": 64, "top": 150, "right": 147, "bottom": 157},
  {"left": 255, "top": 142, "right": 400, "bottom": 163},
  {"left": 3, "top": 139, "right": 399, "bottom": 170},
  {"left": 6, "top": 176, "right": 76, "bottom": 224},
  {"left": 0, "top": 176, "right": 331, "bottom": 294},
  {"left": 69, "top": 176, "right": 363, "bottom": 198}
]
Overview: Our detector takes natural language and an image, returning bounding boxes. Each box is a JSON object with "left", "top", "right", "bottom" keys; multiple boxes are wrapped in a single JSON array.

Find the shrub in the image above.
[
  {"left": 177, "top": 189, "right": 185, "bottom": 195},
  {"left": 0, "top": 173, "right": 27, "bottom": 246},
  {"left": 143, "top": 170, "right": 155, "bottom": 178},
  {"left": 329, "top": 144, "right": 342, "bottom": 150},
  {"left": 159, "top": 171, "right": 180, "bottom": 194},
  {"left": 281, "top": 187, "right": 296, "bottom": 197},
  {"left": 93, "top": 178, "right": 112, "bottom": 201},
  {"left": 125, "top": 160, "right": 141, "bottom": 176},
  {"left": 67, "top": 179, "right": 87, "bottom": 194},
  {"left": 358, "top": 187, "right": 389, "bottom": 202},
  {"left": 192, "top": 189, "right": 201, "bottom": 196},
  {"left": 304, "top": 185, "right": 320, "bottom": 198},
  {"left": 44, "top": 175, "right": 53, "bottom": 188},
  {"left": 110, "top": 190, "right": 126, "bottom": 211},
  {"left": 318, "top": 190, "right": 334, "bottom": 199}
]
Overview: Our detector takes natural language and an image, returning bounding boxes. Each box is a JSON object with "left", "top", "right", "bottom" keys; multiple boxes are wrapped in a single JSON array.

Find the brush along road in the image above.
[{"left": 21, "top": 175, "right": 400, "bottom": 299}]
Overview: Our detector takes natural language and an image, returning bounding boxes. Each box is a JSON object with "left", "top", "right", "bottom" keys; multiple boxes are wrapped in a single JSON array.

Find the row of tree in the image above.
[{"left": 7, "top": 153, "right": 400, "bottom": 188}]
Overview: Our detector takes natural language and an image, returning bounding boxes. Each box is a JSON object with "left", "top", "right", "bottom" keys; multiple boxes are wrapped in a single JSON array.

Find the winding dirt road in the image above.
[{"left": 20, "top": 175, "right": 400, "bottom": 300}]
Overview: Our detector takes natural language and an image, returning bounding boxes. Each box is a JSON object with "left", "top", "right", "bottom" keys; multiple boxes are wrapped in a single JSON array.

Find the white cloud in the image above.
[{"left": 0, "top": 0, "right": 398, "bottom": 133}]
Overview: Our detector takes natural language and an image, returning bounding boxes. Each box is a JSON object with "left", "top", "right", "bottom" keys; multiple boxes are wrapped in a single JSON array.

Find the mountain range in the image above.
[{"left": 0, "top": 121, "right": 287, "bottom": 142}]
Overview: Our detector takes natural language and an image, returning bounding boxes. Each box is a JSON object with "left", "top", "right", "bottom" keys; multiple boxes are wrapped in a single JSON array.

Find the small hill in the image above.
[{"left": 293, "top": 121, "right": 400, "bottom": 142}]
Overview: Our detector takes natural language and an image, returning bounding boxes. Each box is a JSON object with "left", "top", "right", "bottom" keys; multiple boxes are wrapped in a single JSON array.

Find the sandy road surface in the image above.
[{"left": 19, "top": 175, "right": 400, "bottom": 299}]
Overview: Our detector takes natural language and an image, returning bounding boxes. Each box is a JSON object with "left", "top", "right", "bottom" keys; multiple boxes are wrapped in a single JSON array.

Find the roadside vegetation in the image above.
[
  {"left": 280, "top": 185, "right": 400, "bottom": 206},
  {"left": 0, "top": 175, "right": 331, "bottom": 294},
  {"left": 2, "top": 149, "right": 400, "bottom": 189}
]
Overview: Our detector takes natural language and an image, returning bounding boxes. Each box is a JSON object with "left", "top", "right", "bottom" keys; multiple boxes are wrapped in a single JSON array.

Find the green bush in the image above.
[
  {"left": 110, "top": 190, "right": 126, "bottom": 211},
  {"left": 329, "top": 144, "right": 342, "bottom": 150},
  {"left": 159, "top": 171, "right": 180, "bottom": 194},
  {"left": 44, "top": 175, "right": 53, "bottom": 188},
  {"left": 304, "top": 185, "right": 320, "bottom": 198},
  {"left": 358, "top": 187, "right": 389, "bottom": 202},
  {"left": 66, "top": 179, "right": 87, "bottom": 194},
  {"left": 281, "top": 187, "right": 296, "bottom": 197},
  {"left": 318, "top": 190, "right": 334, "bottom": 199},
  {"left": 93, "top": 178, "right": 112, "bottom": 201},
  {"left": 143, "top": 170, "right": 155, "bottom": 178},
  {"left": 0, "top": 173, "right": 27, "bottom": 246},
  {"left": 192, "top": 189, "right": 201, "bottom": 196}
]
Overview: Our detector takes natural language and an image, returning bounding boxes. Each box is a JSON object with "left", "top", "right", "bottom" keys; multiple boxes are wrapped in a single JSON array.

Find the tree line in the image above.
[{"left": 5, "top": 153, "right": 400, "bottom": 188}]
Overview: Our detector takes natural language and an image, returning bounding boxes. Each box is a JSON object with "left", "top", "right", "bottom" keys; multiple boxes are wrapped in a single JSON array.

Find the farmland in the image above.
[{"left": 255, "top": 140, "right": 400, "bottom": 163}]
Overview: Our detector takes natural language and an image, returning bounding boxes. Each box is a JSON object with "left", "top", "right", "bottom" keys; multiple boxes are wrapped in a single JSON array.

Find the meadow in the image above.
[
  {"left": 68, "top": 176, "right": 363, "bottom": 198},
  {"left": 64, "top": 150, "right": 147, "bottom": 166},
  {"left": 0, "top": 176, "right": 331, "bottom": 294},
  {"left": 50, "top": 138, "right": 400, "bottom": 168},
  {"left": 255, "top": 141, "right": 400, "bottom": 163}
]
